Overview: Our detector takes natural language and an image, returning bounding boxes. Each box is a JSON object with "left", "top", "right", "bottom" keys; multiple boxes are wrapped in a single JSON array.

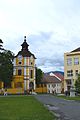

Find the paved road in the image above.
[{"left": 35, "top": 94, "right": 80, "bottom": 120}]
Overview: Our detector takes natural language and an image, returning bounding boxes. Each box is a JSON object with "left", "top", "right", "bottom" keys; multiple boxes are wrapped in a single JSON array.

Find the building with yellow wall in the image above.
[
  {"left": 64, "top": 47, "right": 80, "bottom": 92},
  {"left": 12, "top": 36, "right": 36, "bottom": 94}
]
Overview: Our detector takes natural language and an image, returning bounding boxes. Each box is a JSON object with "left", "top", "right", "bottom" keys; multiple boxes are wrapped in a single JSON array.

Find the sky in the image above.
[{"left": 0, "top": 0, "right": 80, "bottom": 72}]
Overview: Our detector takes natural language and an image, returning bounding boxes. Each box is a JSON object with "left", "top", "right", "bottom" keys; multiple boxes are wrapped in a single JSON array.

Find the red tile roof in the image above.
[
  {"left": 41, "top": 74, "right": 61, "bottom": 83},
  {"left": 54, "top": 73, "right": 64, "bottom": 81}
]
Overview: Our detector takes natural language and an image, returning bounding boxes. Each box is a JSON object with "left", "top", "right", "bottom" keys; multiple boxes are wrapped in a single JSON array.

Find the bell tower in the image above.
[{"left": 12, "top": 36, "right": 36, "bottom": 94}]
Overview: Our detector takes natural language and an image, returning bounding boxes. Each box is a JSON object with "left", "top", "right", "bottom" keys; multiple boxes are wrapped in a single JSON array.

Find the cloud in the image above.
[
  {"left": 27, "top": 32, "right": 64, "bottom": 72},
  {"left": 0, "top": 0, "right": 80, "bottom": 72},
  {"left": 27, "top": 30, "right": 80, "bottom": 72}
]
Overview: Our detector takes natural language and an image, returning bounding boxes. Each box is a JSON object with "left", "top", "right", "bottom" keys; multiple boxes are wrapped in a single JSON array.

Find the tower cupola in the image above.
[{"left": 21, "top": 36, "right": 29, "bottom": 51}]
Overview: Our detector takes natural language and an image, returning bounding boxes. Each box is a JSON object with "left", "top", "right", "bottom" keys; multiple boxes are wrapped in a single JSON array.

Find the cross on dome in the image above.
[{"left": 24, "top": 36, "right": 26, "bottom": 42}]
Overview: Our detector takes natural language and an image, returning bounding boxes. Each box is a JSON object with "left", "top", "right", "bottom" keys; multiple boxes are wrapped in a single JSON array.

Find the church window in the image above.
[
  {"left": 31, "top": 62, "right": 33, "bottom": 65},
  {"left": 18, "top": 61, "right": 22, "bottom": 65},
  {"left": 18, "top": 69, "right": 22, "bottom": 75},
  {"left": 30, "top": 70, "right": 33, "bottom": 78}
]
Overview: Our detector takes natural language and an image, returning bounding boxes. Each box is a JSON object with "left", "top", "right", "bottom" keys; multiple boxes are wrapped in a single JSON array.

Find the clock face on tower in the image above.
[{"left": 18, "top": 55, "right": 22, "bottom": 60}]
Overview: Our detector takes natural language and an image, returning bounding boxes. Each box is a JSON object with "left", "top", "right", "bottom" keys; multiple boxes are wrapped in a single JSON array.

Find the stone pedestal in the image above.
[{"left": 70, "top": 86, "right": 75, "bottom": 97}]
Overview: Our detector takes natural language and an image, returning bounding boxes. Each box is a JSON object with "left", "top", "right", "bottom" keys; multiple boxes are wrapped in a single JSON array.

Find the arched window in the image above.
[
  {"left": 30, "top": 70, "right": 33, "bottom": 78},
  {"left": 18, "top": 69, "right": 22, "bottom": 75}
]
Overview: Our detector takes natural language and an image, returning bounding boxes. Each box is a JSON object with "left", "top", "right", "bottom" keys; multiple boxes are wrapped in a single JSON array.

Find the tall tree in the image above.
[
  {"left": 36, "top": 68, "right": 43, "bottom": 84},
  {"left": 0, "top": 50, "right": 14, "bottom": 88},
  {"left": 75, "top": 74, "right": 80, "bottom": 93},
  {"left": 0, "top": 39, "right": 3, "bottom": 50}
]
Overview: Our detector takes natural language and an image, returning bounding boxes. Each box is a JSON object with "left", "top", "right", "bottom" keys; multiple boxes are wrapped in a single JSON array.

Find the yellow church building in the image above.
[{"left": 1, "top": 36, "right": 36, "bottom": 94}]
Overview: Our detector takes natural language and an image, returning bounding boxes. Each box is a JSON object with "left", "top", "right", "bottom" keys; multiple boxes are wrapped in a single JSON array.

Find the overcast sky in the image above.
[{"left": 0, "top": 0, "right": 80, "bottom": 72}]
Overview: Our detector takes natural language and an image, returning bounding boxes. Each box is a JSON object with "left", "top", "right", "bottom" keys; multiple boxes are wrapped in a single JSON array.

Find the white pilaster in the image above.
[
  {"left": 24, "top": 67, "right": 26, "bottom": 76},
  {"left": 13, "top": 68, "right": 16, "bottom": 75},
  {"left": 24, "top": 78, "right": 27, "bottom": 91},
  {"left": 13, "top": 58, "right": 16, "bottom": 75},
  {"left": 27, "top": 57, "right": 29, "bottom": 66},
  {"left": 13, "top": 58, "right": 16, "bottom": 66},
  {"left": 27, "top": 80, "right": 29, "bottom": 89},
  {"left": 24, "top": 57, "right": 27, "bottom": 91},
  {"left": 34, "top": 80, "right": 36, "bottom": 90},
  {"left": 34, "top": 67, "right": 36, "bottom": 79},
  {"left": 24, "top": 57, "right": 26, "bottom": 66}
]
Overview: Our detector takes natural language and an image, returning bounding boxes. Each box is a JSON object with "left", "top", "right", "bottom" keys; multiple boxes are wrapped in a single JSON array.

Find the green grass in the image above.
[
  {"left": 0, "top": 95, "right": 55, "bottom": 120},
  {"left": 57, "top": 95, "right": 80, "bottom": 100}
]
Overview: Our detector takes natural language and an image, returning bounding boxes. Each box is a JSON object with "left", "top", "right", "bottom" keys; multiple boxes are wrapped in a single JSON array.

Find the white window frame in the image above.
[
  {"left": 74, "top": 58, "right": 79, "bottom": 65},
  {"left": 67, "top": 58, "right": 72, "bottom": 66}
]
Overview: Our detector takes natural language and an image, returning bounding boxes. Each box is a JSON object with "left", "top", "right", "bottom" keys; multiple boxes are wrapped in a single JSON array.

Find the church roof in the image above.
[
  {"left": 71, "top": 47, "right": 80, "bottom": 53},
  {"left": 15, "top": 36, "right": 36, "bottom": 59},
  {"left": 16, "top": 50, "right": 36, "bottom": 58}
]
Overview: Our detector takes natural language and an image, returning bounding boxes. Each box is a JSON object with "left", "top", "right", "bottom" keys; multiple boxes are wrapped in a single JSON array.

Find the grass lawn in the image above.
[
  {"left": 57, "top": 95, "right": 80, "bottom": 101},
  {"left": 0, "top": 95, "right": 55, "bottom": 120}
]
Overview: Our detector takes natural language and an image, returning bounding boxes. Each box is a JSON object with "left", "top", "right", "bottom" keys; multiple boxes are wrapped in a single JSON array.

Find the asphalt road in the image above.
[{"left": 35, "top": 94, "right": 80, "bottom": 120}]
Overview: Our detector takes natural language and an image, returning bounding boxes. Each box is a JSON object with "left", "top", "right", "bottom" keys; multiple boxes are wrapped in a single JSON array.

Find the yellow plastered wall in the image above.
[
  {"left": 64, "top": 51, "right": 80, "bottom": 91},
  {"left": 35, "top": 87, "right": 47, "bottom": 93},
  {"left": 0, "top": 81, "right": 4, "bottom": 88},
  {"left": 7, "top": 88, "right": 24, "bottom": 94},
  {"left": 16, "top": 57, "right": 24, "bottom": 65},
  {"left": 64, "top": 52, "right": 80, "bottom": 80},
  {"left": 35, "top": 84, "right": 47, "bottom": 93}
]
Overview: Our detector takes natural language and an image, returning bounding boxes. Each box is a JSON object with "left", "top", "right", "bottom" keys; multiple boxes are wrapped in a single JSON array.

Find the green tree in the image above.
[
  {"left": 36, "top": 68, "right": 43, "bottom": 84},
  {"left": 0, "top": 50, "right": 14, "bottom": 88},
  {"left": 75, "top": 74, "right": 80, "bottom": 93},
  {"left": 0, "top": 39, "right": 3, "bottom": 50}
]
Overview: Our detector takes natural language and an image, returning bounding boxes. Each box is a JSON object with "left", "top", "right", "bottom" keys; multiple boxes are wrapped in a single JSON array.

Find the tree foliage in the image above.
[
  {"left": 75, "top": 74, "right": 80, "bottom": 93},
  {"left": 0, "top": 39, "right": 3, "bottom": 50},
  {"left": 0, "top": 50, "right": 14, "bottom": 87},
  {"left": 36, "top": 68, "right": 43, "bottom": 84}
]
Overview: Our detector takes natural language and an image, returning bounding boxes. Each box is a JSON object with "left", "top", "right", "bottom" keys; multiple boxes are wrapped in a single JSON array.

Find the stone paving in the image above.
[{"left": 35, "top": 94, "right": 80, "bottom": 120}]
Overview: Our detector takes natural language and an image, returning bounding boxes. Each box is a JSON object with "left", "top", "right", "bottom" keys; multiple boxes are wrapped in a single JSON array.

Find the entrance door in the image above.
[{"left": 29, "top": 82, "right": 34, "bottom": 92}]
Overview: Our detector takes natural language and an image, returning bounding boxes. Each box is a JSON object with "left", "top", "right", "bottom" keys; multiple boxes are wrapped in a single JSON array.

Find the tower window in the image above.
[
  {"left": 18, "top": 61, "right": 22, "bottom": 65},
  {"left": 30, "top": 70, "right": 33, "bottom": 78},
  {"left": 18, "top": 69, "right": 22, "bottom": 75},
  {"left": 31, "top": 62, "right": 33, "bottom": 65}
]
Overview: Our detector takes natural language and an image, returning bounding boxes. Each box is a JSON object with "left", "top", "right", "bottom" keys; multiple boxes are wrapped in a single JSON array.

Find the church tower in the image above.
[{"left": 12, "top": 36, "right": 36, "bottom": 94}]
